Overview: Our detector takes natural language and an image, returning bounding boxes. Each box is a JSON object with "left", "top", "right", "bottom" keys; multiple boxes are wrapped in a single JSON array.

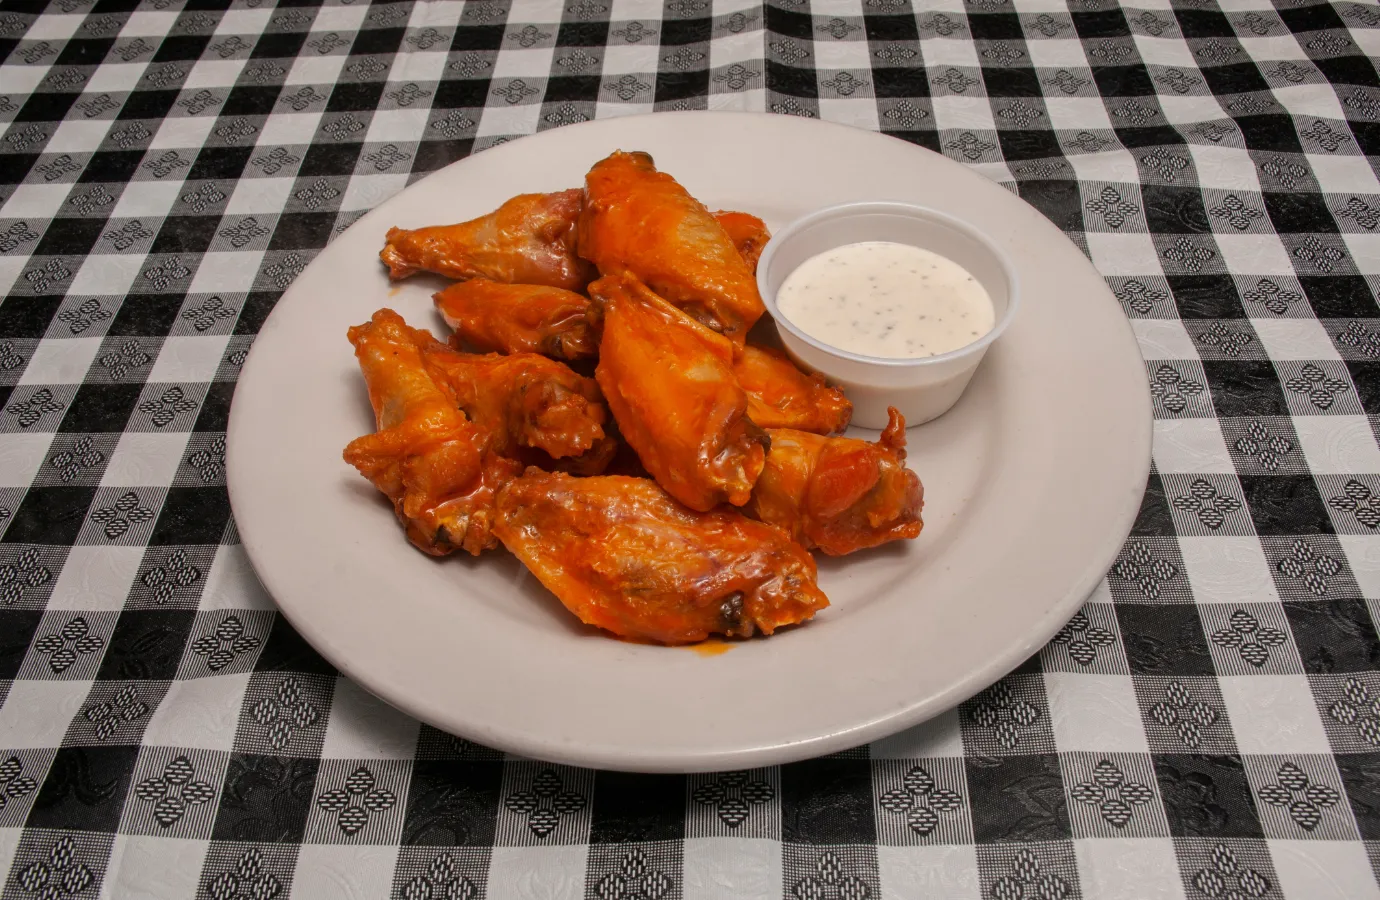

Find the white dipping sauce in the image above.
[{"left": 776, "top": 241, "right": 996, "bottom": 359}]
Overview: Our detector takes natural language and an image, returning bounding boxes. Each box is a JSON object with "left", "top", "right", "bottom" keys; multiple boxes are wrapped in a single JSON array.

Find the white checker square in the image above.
[
  {"left": 0, "top": 432, "right": 57, "bottom": 488},
  {"left": 1237, "top": 35, "right": 1310, "bottom": 61},
  {"left": 877, "top": 845, "right": 982, "bottom": 900},
  {"left": 190, "top": 251, "right": 264, "bottom": 293},
  {"left": 149, "top": 114, "right": 217, "bottom": 151},
  {"left": 257, "top": 112, "right": 323, "bottom": 146},
  {"left": 291, "top": 845, "right": 399, "bottom": 898},
  {"left": 366, "top": 108, "right": 430, "bottom": 144},
  {"left": 0, "top": 680, "right": 93, "bottom": 748},
  {"left": 183, "top": 60, "right": 247, "bottom": 91},
  {"left": 869, "top": 708, "right": 964, "bottom": 759},
  {"left": 613, "top": 0, "right": 667, "bottom": 18},
  {"left": 1045, "top": 671, "right": 1150, "bottom": 753},
  {"left": 2, "top": 183, "right": 73, "bottom": 218},
  {"left": 604, "top": 42, "right": 662, "bottom": 74},
  {"left": 710, "top": 31, "right": 762, "bottom": 70},
  {"left": 22, "top": 14, "right": 81, "bottom": 40},
  {"left": 112, "top": 182, "right": 182, "bottom": 219},
  {"left": 1153, "top": 419, "right": 1239, "bottom": 475},
  {"left": 484, "top": 845, "right": 588, "bottom": 900},
  {"left": 1024, "top": 40, "right": 1090, "bottom": 68},
  {"left": 819, "top": 99, "right": 879, "bottom": 132},
  {"left": 1068, "top": 149, "right": 1140, "bottom": 185},
  {"left": 392, "top": 49, "right": 448, "bottom": 84},
  {"left": 1251, "top": 318, "right": 1343, "bottom": 361},
  {"left": 1132, "top": 319, "right": 1198, "bottom": 360},
  {"left": 285, "top": 53, "right": 346, "bottom": 86},
  {"left": 102, "top": 432, "right": 190, "bottom": 489},
  {"left": 202, "top": 545, "right": 276, "bottom": 612},
  {"left": 1342, "top": 233, "right": 1380, "bottom": 276},
  {"left": 813, "top": 41, "right": 873, "bottom": 72},
  {"left": 1310, "top": 153, "right": 1380, "bottom": 195},
  {"left": 320, "top": 676, "right": 421, "bottom": 760},
  {"left": 1218, "top": 674, "right": 1330, "bottom": 754},
  {"left": 38, "top": 120, "right": 110, "bottom": 155},
  {"left": 1272, "top": 84, "right": 1346, "bottom": 123},
  {"left": 226, "top": 177, "right": 295, "bottom": 216},
  {"left": 0, "top": 259, "right": 26, "bottom": 298},
  {"left": 1045, "top": 97, "right": 1114, "bottom": 132},
  {"left": 931, "top": 96, "right": 997, "bottom": 130},
  {"left": 1338, "top": 534, "right": 1380, "bottom": 599},
  {"left": 918, "top": 39, "right": 980, "bottom": 68},
  {"left": 1074, "top": 839, "right": 1188, "bottom": 900},
  {"left": 1179, "top": 536, "right": 1281, "bottom": 605},
  {"left": 341, "top": 173, "right": 409, "bottom": 213},
  {"left": 492, "top": 49, "right": 556, "bottom": 79},
  {"left": 85, "top": 63, "right": 150, "bottom": 93},
  {"left": 1087, "top": 232, "right": 1164, "bottom": 277},
  {"left": 710, "top": 90, "right": 764, "bottom": 114},
  {"left": 1132, "top": 36, "right": 1197, "bottom": 67},
  {"left": 146, "top": 335, "right": 230, "bottom": 384},
  {"left": 141, "top": 673, "right": 252, "bottom": 753},
  {"left": 1352, "top": 28, "right": 1380, "bottom": 59},
  {"left": 476, "top": 104, "right": 542, "bottom": 139},
  {"left": 1269, "top": 841, "right": 1380, "bottom": 900},
  {"left": 0, "top": 831, "right": 20, "bottom": 900},
  {"left": 217, "top": 8, "right": 274, "bottom": 34},
  {"left": 412, "top": 0, "right": 465, "bottom": 27},
  {"left": 16, "top": 337, "right": 101, "bottom": 386},
  {"left": 47, "top": 546, "right": 146, "bottom": 613},
  {"left": 312, "top": 3, "right": 368, "bottom": 31},
  {"left": 67, "top": 255, "right": 142, "bottom": 298},
  {"left": 1293, "top": 416, "right": 1380, "bottom": 475},
  {"left": 105, "top": 835, "right": 210, "bottom": 900},
  {"left": 1214, "top": 234, "right": 1299, "bottom": 278},
  {"left": 118, "top": 11, "right": 179, "bottom": 37},
  {"left": 683, "top": 838, "right": 781, "bottom": 900},
  {"left": 0, "top": 66, "right": 46, "bottom": 96},
  {"left": 1186, "top": 144, "right": 1260, "bottom": 192}
]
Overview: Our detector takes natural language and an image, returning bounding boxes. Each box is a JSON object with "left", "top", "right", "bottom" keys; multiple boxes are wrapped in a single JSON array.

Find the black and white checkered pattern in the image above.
[{"left": 2, "top": 0, "right": 1380, "bottom": 896}]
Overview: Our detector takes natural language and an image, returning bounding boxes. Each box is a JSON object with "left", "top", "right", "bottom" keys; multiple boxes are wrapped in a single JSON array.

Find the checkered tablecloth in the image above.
[{"left": 2, "top": 0, "right": 1380, "bottom": 897}]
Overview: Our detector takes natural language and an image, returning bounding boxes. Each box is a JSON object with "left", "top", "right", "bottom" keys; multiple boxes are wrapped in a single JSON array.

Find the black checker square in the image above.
[
  {"left": 27, "top": 745, "right": 140, "bottom": 833},
  {"left": 58, "top": 383, "right": 143, "bottom": 433},
  {"left": 95, "top": 608, "right": 197, "bottom": 681},
  {"left": 1238, "top": 474, "right": 1335, "bottom": 537},
  {"left": 1118, "top": 603, "right": 1217, "bottom": 677},
  {"left": 1235, "top": 115, "right": 1303, "bottom": 153},
  {"left": 1141, "top": 184, "right": 1212, "bottom": 235},
  {"left": 872, "top": 68, "right": 929, "bottom": 99},
  {"left": 1016, "top": 179, "right": 1083, "bottom": 233},
  {"left": 864, "top": 14, "right": 919, "bottom": 43},
  {"left": 401, "top": 761, "right": 505, "bottom": 846},
  {"left": 964, "top": 754, "right": 1071, "bottom": 844},
  {"left": 1302, "top": 276, "right": 1377, "bottom": 318},
  {"left": 1264, "top": 191, "right": 1340, "bottom": 235},
  {"left": 0, "top": 609, "right": 44, "bottom": 680},
  {"left": 588, "top": 773, "right": 686, "bottom": 844},
  {"left": 1285, "top": 599, "right": 1380, "bottom": 674},
  {"left": 1202, "top": 361, "right": 1288, "bottom": 417},
  {"left": 148, "top": 486, "right": 232, "bottom": 546},
  {"left": 210, "top": 753, "right": 320, "bottom": 844},
  {"left": 1131, "top": 471, "right": 1175, "bottom": 537},
  {"left": 1335, "top": 752, "right": 1380, "bottom": 840},
  {"left": 1170, "top": 275, "right": 1245, "bottom": 319},
  {"left": 781, "top": 758, "right": 876, "bottom": 845},
  {"left": 1346, "top": 361, "right": 1380, "bottom": 415},
  {"left": 1, "top": 486, "right": 96, "bottom": 546},
  {"left": 151, "top": 215, "right": 221, "bottom": 255},
  {"left": 1154, "top": 754, "right": 1263, "bottom": 838},
  {"left": 253, "top": 614, "right": 336, "bottom": 677}
]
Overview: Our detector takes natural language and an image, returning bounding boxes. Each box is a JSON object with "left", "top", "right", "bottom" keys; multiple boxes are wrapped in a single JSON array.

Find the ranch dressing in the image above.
[{"left": 776, "top": 241, "right": 995, "bottom": 359}]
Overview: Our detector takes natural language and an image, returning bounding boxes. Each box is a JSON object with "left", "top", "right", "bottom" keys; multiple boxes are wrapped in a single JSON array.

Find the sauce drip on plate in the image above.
[{"left": 776, "top": 241, "right": 995, "bottom": 359}]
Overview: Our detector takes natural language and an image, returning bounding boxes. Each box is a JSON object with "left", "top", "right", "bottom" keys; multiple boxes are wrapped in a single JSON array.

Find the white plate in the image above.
[{"left": 227, "top": 112, "right": 1150, "bottom": 773}]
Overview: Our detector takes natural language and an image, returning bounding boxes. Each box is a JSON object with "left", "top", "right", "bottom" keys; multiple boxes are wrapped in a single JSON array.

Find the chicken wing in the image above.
[
  {"left": 381, "top": 189, "right": 596, "bottom": 291},
  {"left": 434, "top": 278, "right": 596, "bottom": 361},
  {"left": 591, "top": 273, "right": 767, "bottom": 511},
  {"left": 420, "top": 343, "right": 615, "bottom": 471},
  {"left": 578, "top": 151, "right": 764, "bottom": 344},
  {"left": 342, "top": 309, "right": 521, "bottom": 556},
  {"left": 735, "top": 344, "right": 852, "bottom": 434},
  {"left": 494, "top": 471, "right": 829, "bottom": 644},
  {"left": 712, "top": 210, "right": 771, "bottom": 274},
  {"left": 750, "top": 407, "right": 923, "bottom": 555}
]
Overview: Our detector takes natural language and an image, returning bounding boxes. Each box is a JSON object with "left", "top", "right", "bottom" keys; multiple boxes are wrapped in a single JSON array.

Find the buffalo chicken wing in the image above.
[
  {"left": 381, "top": 189, "right": 595, "bottom": 291},
  {"left": 592, "top": 273, "right": 766, "bottom": 511},
  {"left": 735, "top": 344, "right": 852, "bottom": 434},
  {"left": 434, "top": 278, "right": 596, "bottom": 361},
  {"left": 751, "top": 407, "right": 923, "bottom": 555},
  {"left": 342, "top": 309, "right": 521, "bottom": 556},
  {"left": 494, "top": 471, "right": 829, "bottom": 644},
  {"left": 579, "top": 151, "right": 764, "bottom": 344},
  {"left": 712, "top": 210, "right": 771, "bottom": 274}
]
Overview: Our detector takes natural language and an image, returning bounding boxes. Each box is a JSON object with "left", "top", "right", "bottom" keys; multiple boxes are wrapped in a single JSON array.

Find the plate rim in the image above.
[{"left": 227, "top": 110, "right": 1152, "bottom": 772}]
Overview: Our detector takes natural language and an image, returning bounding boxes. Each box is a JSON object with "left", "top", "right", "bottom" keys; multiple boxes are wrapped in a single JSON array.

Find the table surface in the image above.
[{"left": 2, "top": 0, "right": 1380, "bottom": 897}]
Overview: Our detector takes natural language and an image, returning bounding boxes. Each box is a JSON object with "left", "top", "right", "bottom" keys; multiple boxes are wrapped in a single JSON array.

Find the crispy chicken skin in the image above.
[
  {"left": 751, "top": 407, "right": 923, "bottom": 556},
  {"left": 381, "top": 189, "right": 596, "bottom": 290},
  {"left": 735, "top": 344, "right": 852, "bottom": 434},
  {"left": 420, "top": 342, "right": 615, "bottom": 471},
  {"left": 712, "top": 210, "right": 771, "bottom": 274},
  {"left": 342, "top": 309, "right": 521, "bottom": 556},
  {"left": 434, "top": 278, "right": 596, "bottom": 361},
  {"left": 591, "top": 273, "right": 767, "bottom": 511},
  {"left": 578, "top": 151, "right": 765, "bottom": 344},
  {"left": 494, "top": 471, "right": 830, "bottom": 644}
]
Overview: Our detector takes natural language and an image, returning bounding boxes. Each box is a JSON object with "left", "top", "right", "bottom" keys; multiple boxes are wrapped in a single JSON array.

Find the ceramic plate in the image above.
[{"left": 226, "top": 112, "right": 1151, "bottom": 773}]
